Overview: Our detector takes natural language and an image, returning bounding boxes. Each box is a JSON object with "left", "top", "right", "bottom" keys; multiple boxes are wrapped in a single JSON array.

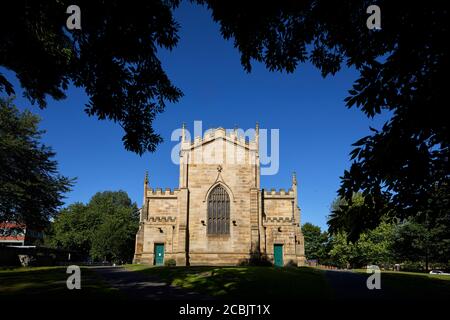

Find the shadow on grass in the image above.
[
  {"left": 378, "top": 272, "right": 450, "bottom": 299},
  {"left": 0, "top": 266, "right": 122, "bottom": 300},
  {"left": 125, "top": 265, "right": 333, "bottom": 300}
]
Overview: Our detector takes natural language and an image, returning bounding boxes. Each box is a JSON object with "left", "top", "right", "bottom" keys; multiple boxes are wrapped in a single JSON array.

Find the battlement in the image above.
[
  {"left": 147, "top": 216, "right": 177, "bottom": 223},
  {"left": 264, "top": 216, "right": 294, "bottom": 224},
  {"left": 147, "top": 188, "right": 179, "bottom": 197},
  {"left": 183, "top": 126, "right": 258, "bottom": 150},
  {"left": 263, "top": 188, "right": 295, "bottom": 197}
]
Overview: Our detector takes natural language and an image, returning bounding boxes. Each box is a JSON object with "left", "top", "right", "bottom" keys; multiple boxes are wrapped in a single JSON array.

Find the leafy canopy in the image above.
[
  {"left": 0, "top": 98, "right": 73, "bottom": 227},
  {"left": 49, "top": 190, "right": 139, "bottom": 263},
  {"left": 1, "top": 0, "right": 182, "bottom": 155},
  {"left": 301, "top": 223, "right": 329, "bottom": 262}
]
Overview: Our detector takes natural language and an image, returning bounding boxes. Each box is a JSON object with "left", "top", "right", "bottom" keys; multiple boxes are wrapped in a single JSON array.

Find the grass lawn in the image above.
[
  {"left": 2, "top": 265, "right": 449, "bottom": 300},
  {"left": 353, "top": 269, "right": 450, "bottom": 299},
  {"left": 125, "top": 265, "right": 333, "bottom": 299},
  {"left": 0, "top": 266, "right": 122, "bottom": 299}
]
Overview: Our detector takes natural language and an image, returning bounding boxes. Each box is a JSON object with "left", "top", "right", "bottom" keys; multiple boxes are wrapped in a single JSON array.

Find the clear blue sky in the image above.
[{"left": 2, "top": 3, "right": 389, "bottom": 230}]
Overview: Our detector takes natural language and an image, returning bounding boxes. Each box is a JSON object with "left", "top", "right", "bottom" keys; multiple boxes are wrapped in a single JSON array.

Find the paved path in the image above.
[
  {"left": 325, "top": 270, "right": 391, "bottom": 300},
  {"left": 93, "top": 266, "right": 394, "bottom": 300},
  {"left": 92, "top": 266, "right": 211, "bottom": 300}
]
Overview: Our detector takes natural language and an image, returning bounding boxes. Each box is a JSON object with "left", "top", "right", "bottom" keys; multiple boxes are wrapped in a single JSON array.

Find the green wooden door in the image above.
[
  {"left": 274, "top": 244, "right": 283, "bottom": 267},
  {"left": 154, "top": 243, "right": 164, "bottom": 265}
]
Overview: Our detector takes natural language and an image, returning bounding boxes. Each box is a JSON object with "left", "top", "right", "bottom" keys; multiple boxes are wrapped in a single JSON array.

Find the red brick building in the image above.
[{"left": 0, "top": 222, "right": 44, "bottom": 246}]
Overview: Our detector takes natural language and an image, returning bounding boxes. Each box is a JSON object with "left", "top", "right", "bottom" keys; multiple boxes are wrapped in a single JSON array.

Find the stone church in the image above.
[{"left": 133, "top": 125, "right": 305, "bottom": 266}]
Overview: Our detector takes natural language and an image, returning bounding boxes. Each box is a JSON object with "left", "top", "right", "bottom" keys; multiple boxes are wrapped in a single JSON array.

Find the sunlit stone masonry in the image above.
[{"left": 133, "top": 124, "right": 305, "bottom": 266}]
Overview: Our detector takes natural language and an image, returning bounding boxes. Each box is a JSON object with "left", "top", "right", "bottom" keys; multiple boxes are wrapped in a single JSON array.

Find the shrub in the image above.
[
  {"left": 164, "top": 258, "right": 176, "bottom": 267},
  {"left": 238, "top": 254, "right": 272, "bottom": 266}
]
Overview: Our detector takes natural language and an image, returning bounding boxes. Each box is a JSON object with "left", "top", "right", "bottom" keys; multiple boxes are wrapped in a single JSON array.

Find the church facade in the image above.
[{"left": 133, "top": 125, "right": 305, "bottom": 266}]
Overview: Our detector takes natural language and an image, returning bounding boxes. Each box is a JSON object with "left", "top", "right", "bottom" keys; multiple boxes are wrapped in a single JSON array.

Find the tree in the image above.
[
  {"left": 50, "top": 191, "right": 139, "bottom": 263},
  {"left": 328, "top": 232, "right": 355, "bottom": 269},
  {"left": 301, "top": 223, "right": 329, "bottom": 263},
  {"left": 328, "top": 193, "right": 391, "bottom": 242},
  {"left": 326, "top": 194, "right": 449, "bottom": 270},
  {"left": 0, "top": 98, "right": 72, "bottom": 227},
  {"left": 327, "top": 194, "right": 396, "bottom": 267},
  {"left": 326, "top": 223, "right": 395, "bottom": 268},
  {"left": 88, "top": 191, "right": 139, "bottom": 263},
  {"left": 49, "top": 202, "right": 100, "bottom": 256},
  {"left": 1, "top": 1, "right": 182, "bottom": 154},
  {"left": 354, "top": 221, "right": 395, "bottom": 267},
  {"left": 393, "top": 216, "right": 450, "bottom": 271},
  {"left": 91, "top": 208, "right": 138, "bottom": 263}
]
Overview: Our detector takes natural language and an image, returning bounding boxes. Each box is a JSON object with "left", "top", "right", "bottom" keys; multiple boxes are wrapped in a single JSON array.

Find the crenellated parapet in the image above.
[
  {"left": 263, "top": 188, "right": 295, "bottom": 198},
  {"left": 181, "top": 126, "right": 258, "bottom": 152},
  {"left": 146, "top": 188, "right": 180, "bottom": 198},
  {"left": 147, "top": 216, "right": 177, "bottom": 223},
  {"left": 263, "top": 216, "right": 294, "bottom": 224}
]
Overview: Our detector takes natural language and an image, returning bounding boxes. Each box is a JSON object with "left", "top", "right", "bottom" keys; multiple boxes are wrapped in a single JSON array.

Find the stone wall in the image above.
[{"left": 185, "top": 138, "right": 258, "bottom": 265}]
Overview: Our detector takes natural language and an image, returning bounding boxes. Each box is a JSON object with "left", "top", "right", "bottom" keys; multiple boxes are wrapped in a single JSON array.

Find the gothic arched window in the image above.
[{"left": 207, "top": 185, "right": 230, "bottom": 235}]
